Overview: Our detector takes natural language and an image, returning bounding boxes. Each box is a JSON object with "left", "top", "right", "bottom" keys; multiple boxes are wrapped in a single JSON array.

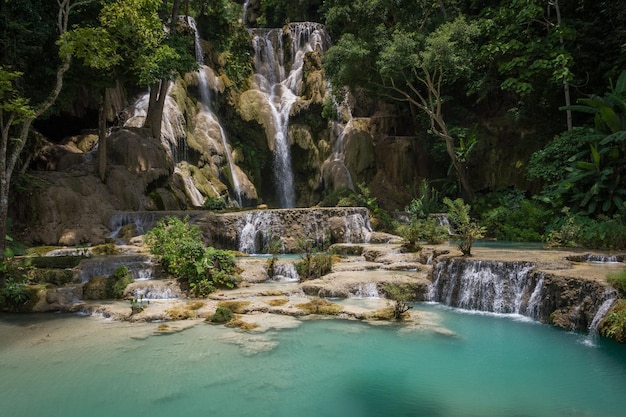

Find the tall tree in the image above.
[
  {"left": 324, "top": 8, "right": 479, "bottom": 199},
  {"left": 97, "top": 0, "right": 195, "bottom": 140},
  {"left": 0, "top": 0, "right": 94, "bottom": 258}
]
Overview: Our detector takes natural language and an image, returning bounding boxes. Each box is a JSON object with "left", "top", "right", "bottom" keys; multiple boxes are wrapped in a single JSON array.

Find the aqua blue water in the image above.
[{"left": 1, "top": 305, "right": 625, "bottom": 417}]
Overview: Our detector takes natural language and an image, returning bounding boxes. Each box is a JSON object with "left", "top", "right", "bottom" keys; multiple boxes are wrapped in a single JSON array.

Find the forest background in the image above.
[{"left": 1, "top": 0, "right": 626, "bottom": 253}]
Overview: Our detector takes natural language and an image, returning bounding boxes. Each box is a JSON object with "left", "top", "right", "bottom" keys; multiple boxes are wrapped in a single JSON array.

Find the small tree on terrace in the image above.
[{"left": 444, "top": 197, "right": 485, "bottom": 256}]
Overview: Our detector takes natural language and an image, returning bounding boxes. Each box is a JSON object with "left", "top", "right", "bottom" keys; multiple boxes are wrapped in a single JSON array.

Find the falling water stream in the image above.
[
  {"left": 250, "top": 23, "right": 330, "bottom": 207},
  {"left": 189, "top": 17, "right": 242, "bottom": 207}
]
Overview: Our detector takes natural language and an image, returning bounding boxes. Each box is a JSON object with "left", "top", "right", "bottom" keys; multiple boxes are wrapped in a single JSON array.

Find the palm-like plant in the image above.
[{"left": 559, "top": 71, "right": 626, "bottom": 215}]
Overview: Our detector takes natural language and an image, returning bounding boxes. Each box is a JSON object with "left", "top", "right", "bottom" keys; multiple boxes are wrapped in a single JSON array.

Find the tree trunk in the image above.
[
  {"left": 0, "top": 0, "right": 79, "bottom": 258},
  {"left": 171, "top": 0, "right": 181, "bottom": 22},
  {"left": 145, "top": 79, "right": 170, "bottom": 139},
  {"left": 551, "top": 0, "right": 573, "bottom": 130},
  {"left": 97, "top": 88, "right": 109, "bottom": 182}
]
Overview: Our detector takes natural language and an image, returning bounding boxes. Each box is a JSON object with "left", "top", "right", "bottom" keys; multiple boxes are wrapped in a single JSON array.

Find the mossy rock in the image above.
[
  {"left": 210, "top": 306, "right": 234, "bottom": 323},
  {"left": 217, "top": 300, "right": 250, "bottom": 314},
  {"left": 266, "top": 298, "right": 289, "bottom": 307},
  {"left": 82, "top": 276, "right": 108, "bottom": 300},
  {"left": 225, "top": 319, "right": 259, "bottom": 331},
  {"left": 165, "top": 306, "right": 196, "bottom": 320},
  {"left": 29, "top": 269, "right": 74, "bottom": 286},
  {"left": 28, "top": 256, "right": 83, "bottom": 269},
  {"left": 296, "top": 298, "right": 342, "bottom": 315}
]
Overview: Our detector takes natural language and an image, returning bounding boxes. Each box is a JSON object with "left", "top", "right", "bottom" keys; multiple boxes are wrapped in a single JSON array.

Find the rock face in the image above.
[{"left": 194, "top": 207, "right": 373, "bottom": 253}]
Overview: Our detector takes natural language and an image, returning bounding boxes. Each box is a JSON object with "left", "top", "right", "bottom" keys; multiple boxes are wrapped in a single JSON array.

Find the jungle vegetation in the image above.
[{"left": 1, "top": 0, "right": 625, "bottom": 254}]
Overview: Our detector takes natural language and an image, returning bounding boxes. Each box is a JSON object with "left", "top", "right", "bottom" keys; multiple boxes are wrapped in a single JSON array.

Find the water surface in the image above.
[{"left": 1, "top": 305, "right": 625, "bottom": 417}]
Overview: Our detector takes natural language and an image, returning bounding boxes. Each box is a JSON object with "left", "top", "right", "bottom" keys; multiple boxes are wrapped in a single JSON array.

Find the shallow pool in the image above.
[{"left": 1, "top": 304, "right": 625, "bottom": 417}]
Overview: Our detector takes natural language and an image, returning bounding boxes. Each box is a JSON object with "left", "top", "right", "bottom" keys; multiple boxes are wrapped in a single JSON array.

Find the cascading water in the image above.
[
  {"left": 251, "top": 23, "right": 330, "bottom": 207},
  {"left": 429, "top": 258, "right": 620, "bottom": 333},
  {"left": 271, "top": 261, "right": 300, "bottom": 282},
  {"left": 236, "top": 208, "right": 372, "bottom": 254},
  {"left": 323, "top": 91, "right": 355, "bottom": 190},
  {"left": 429, "top": 259, "right": 543, "bottom": 317},
  {"left": 189, "top": 17, "right": 243, "bottom": 207}
]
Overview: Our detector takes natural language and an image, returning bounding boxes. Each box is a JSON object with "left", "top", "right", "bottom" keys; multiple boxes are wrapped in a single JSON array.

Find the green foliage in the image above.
[
  {"left": 478, "top": 0, "right": 574, "bottom": 97},
  {"left": 0, "top": 277, "right": 31, "bottom": 311},
  {"left": 108, "top": 266, "right": 133, "bottom": 299},
  {"left": 476, "top": 189, "right": 552, "bottom": 242},
  {"left": 144, "top": 216, "right": 239, "bottom": 297},
  {"left": 203, "top": 196, "right": 227, "bottom": 210},
  {"left": 527, "top": 128, "right": 592, "bottom": 194},
  {"left": 295, "top": 245, "right": 334, "bottom": 281},
  {"left": 397, "top": 217, "right": 448, "bottom": 249},
  {"left": 211, "top": 306, "right": 234, "bottom": 323},
  {"left": 607, "top": 268, "right": 626, "bottom": 297},
  {"left": 546, "top": 211, "right": 626, "bottom": 250},
  {"left": 383, "top": 283, "right": 413, "bottom": 320},
  {"left": 406, "top": 179, "right": 442, "bottom": 219},
  {"left": 444, "top": 197, "right": 485, "bottom": 256},
  {"left": 551, "top": 70, "right": 626, "bottom": 217},
  {"left": 600, "top": 300, "right": 626, "bottom": 343},
  {"left": 198, "top": 0, "right": 252, "bottom": 90}
]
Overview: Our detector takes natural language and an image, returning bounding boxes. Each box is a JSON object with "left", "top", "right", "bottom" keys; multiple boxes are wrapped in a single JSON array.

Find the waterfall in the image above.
[
  {"left": 238, "top": 211, "right": 276, "bottom": 254},
  {"left": 189, "top": 17, "right": 243, "bottom": 207},
  {"left": 236, "top": 208, "right": 372, "bottom": 254},
  {"left": 241, "top": 0, "right": 250, "bottom": 26},
  {"left": 589, "top": 289, "right": 618, "bottom": 332},
  {"left": 250, "top": 23, "right": 331, "bottom": 208},
  {"left": 175, "top": 166, "right": 205, "bottom": 207},
  {"left": 323, "top": 91, "right": 355, "bottom": 190},
  {"left": 271, "top": 261, "right": 300, "bottom": 282},
  {"left": 429, "top": 259, "right": 542, "bottom": 317},
  {"left": 77, "top": 255, "right": 155, "bottom": 283},
  {"left": 350, "top": 283, "right": 380, "bottom": 298}
]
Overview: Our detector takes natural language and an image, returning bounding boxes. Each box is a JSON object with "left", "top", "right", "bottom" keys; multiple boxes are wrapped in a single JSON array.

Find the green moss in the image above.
[
  {"left": 30, "top": 269, "right": 73, "bottom": 286},
  {"left": 211, "top": 306, "right": 234, "bottom": 323},
  {"left": 91, "top": 243, "right": 120, "bottom": 256},
  {"left": 600, "top": 300, "right": 626, "bottom": 343},
  {"left": 28, "top": 256, "right": 83, "bottom": 269},
  {"left": 217, "top": 300, "right": 250, "bottom": 314},
  {"left": 296, "top": 298, "right": 342, "bottom": 315}
]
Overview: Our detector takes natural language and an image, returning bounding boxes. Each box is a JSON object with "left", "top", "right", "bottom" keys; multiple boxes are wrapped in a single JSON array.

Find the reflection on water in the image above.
[{"left": 1, "top": 305, "right": 625, "bottom": 417}]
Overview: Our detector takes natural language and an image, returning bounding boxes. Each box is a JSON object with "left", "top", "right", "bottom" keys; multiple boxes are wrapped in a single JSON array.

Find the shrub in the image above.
[
  {"left": 108, "top": 266, "right": 133, "bottom": 299},
  {"left": 203, "top": 196, "right": 227, "bottom": 210},
  {"left": 144, "top": 216, "right": 240, "bottom": 296},
  {"left": 91, "top": 243, "right": 120, "bottom": 256},
  {"left": 406, "top": 179, "right": 442, "bottom": 219},
  {"left": 481, "top": 198, "right": 552, "bottom": 242},
  {"left": 211, "top": 306, "right": 234, "bottom": 323},
  {"left": 396, "top": 217, "right": 447, "bottom": 250},
  {"left": 296, "top": 252, "right": 334, "bottom": 281},
  {"left": 383, "top": 284, "right": 414, "bottom": 320},
  {"left": 1, "top": 277, "right": 31, "bottom": 311},
  {"left": 444, "top": 197, "right": 485, "bottom": 256},
  {"left": 546, "top": 212, "right": 626, "bottom": 250}
]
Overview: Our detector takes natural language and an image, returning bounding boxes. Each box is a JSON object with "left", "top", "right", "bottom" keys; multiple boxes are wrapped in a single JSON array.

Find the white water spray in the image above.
[
  {"left": 250, "top": 23, "right": 330, "bottom": 207},
  {"left": 189, "top": 17, "right": 243, "bottom": 207}
]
